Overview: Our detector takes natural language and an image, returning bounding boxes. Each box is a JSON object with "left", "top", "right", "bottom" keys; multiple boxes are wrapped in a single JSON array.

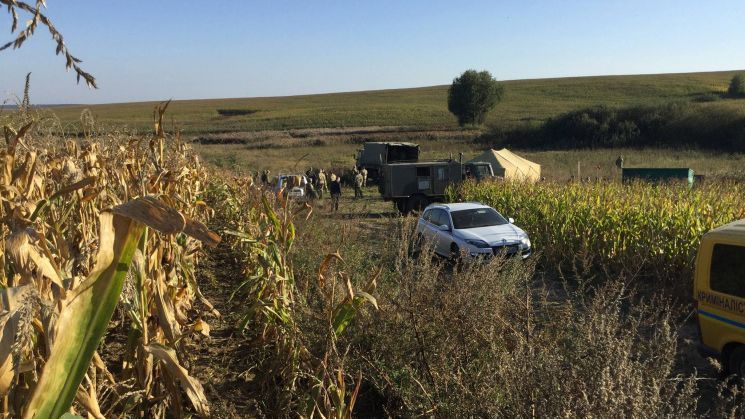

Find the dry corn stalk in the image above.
[{"left": 0, "top": 102, "right": 220, "bottom": 418}]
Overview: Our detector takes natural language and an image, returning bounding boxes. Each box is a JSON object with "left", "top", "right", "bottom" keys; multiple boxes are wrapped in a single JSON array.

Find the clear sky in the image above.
[{"left": 2, "top": 0, "right": 744, "bottom": 104}]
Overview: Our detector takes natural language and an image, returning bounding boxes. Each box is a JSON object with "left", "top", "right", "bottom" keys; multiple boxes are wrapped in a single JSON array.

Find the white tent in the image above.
[{"left": 469, "top": 148, "right": 541, "bottom": 182}]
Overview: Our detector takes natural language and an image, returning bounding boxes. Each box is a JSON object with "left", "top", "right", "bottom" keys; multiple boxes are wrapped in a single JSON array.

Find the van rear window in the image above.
[{"left": 710, "top": 243, "right": 745, "bottom": 299}]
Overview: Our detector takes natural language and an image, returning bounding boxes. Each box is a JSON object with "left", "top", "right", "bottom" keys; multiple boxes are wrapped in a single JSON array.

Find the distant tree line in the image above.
[
  {"left": 481, "top": 101, "right": 745, "bottom": 152},
  {"left": 728, "top": 73, "right": 745, "bottom": 98}
]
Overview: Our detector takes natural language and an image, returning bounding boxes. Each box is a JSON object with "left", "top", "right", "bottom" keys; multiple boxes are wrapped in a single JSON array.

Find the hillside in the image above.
[{"left": 42, "top": 70, "right": 743, "bottom": 134}]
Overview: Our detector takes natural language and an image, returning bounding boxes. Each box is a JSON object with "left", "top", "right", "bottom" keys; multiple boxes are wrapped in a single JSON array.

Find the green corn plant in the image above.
[{"left": 212, "top": 176, "right": 378, "bottom": 417}]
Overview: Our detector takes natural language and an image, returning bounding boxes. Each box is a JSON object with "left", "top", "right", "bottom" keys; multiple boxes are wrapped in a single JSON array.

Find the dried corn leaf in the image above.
[
  {"left": 49, "top": 176, "right": 96, "bottom": 200},
  {"left": 143, "top": 343, "right": 209, "bottom": 418},
  {"left": 7, "top": 229, "right": 64, "bottom": 289},
  {"left": 111, "top": 195, "right": 185, "bottom": 235},
  {"left": 155, "top": 271, "right": 181, "bottom": 343},
  {"left": 193, "top": 318, "right": 210, "bottom": 337},
  {"left": 183, "top": 217, "right": 221, "bottom": 248},
  {"left": 75, "top": 383, "right": 104, "bottom": 419},
  {"left": 0, "top": 285, "right": 32, "bottom": 396},
  {"left": 317, "top": 252, "right": 343, "bottom": 288}
]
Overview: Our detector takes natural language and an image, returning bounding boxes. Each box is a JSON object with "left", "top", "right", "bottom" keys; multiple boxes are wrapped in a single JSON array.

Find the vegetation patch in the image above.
[
  {"left": 216, "top": 108, "right": 259, "bottom": 116},
  {"left": 483, "top": 101, "right": 745, "bottom": 151},
  {"left": 290, "top": 214, "right": 745, "bottom": 416}
]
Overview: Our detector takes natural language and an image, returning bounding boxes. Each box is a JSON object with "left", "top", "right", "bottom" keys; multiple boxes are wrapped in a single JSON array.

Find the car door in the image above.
[
  {"left": 697, "top": 240, "right": 745, "bottom": 358},
  {"left": 430, "top": 209, "right": 453, "bottom": 256},
  {"left": 420, "top": 209, "right": 443, "bottom": 249},
  {"left": 417, "top": 209, "right": 434, "bottom": 242}
]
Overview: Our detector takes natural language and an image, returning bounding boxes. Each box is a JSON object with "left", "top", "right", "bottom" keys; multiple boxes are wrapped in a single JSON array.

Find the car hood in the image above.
[{"left": 454, "top": 224, "right": 526, "bottom": 245}]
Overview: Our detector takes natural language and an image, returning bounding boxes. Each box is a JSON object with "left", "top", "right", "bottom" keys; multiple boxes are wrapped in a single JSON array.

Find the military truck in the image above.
[
  {"left": 355, "top": 142, "right": 420, "bottom": 182},
  {"left": 379, "top": 160, "right": 493, "bottom": 213}
]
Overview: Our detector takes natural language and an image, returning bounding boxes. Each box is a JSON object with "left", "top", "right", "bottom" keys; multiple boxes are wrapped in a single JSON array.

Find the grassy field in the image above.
[
  {"left": 34, "top": 70, "right": 745, "bottom": 134},
  {"left": 196, "top": 137, "right": 745, "bottom": 181}
]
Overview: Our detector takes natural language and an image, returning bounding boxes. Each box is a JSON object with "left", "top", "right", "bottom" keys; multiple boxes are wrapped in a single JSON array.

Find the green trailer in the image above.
[{"left": 622, "top": 168, "right": 695, "bottom": 186}]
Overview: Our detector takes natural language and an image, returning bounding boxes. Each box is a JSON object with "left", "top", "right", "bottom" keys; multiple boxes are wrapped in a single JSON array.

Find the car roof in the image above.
[
  {"left": 703, "top": 218, "right": 745, "bottom": 242},
  {"left": 425, "top": 202, "right": 490, "bottom": 212}
]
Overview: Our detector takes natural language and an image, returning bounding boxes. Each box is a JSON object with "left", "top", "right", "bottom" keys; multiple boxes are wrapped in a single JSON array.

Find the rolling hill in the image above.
[{"left": 38, "top": 70, "right": 744, "bottom": 134}]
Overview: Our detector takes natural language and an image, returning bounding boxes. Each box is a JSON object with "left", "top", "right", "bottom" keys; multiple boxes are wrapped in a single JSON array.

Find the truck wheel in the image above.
[
  {"left": 394, "top": 199, "right": 408, "bottom": 215},
  {"left": 407, "top": 195, "right": 429, "bottom": 213},
  {"left": 729, "top": 346, "right": 745, "bottom": 377}
]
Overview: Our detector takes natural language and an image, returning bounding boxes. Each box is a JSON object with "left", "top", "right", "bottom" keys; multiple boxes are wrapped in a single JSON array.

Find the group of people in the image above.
[
  {"left": 304, "top": 167, "right": 343, "bottom": 211},
  {"left": 257, "top": 166, "right": 369, "bottom": 212}
]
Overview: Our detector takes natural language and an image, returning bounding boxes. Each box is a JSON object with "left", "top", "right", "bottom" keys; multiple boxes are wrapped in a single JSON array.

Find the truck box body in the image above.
[
  {"left": 356, "top": 142, "right": 420, "bottom": 181},
  {"left": 379, "top": 160, "right": 464, "bottom": 212}
]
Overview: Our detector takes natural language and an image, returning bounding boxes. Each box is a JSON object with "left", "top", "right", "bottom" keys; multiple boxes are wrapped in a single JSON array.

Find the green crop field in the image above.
[{"left": 40, "top": 70, "right": 744, "bottom": 134}]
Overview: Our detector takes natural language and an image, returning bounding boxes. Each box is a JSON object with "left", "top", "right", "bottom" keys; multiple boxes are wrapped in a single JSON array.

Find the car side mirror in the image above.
[
  {"left": 438, "top": 224, "right": 450, "bottom": 231},
  {"left": 508, "top": 217, "right": 515, "bottom": 224}
]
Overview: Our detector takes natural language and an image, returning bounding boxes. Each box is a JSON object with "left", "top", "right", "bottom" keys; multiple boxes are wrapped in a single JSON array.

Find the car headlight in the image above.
[
  {"left": 520, "top": 236, "right": 531, "bottom": 248},
  {"left": 466, "top": 239, "right": 490, "bottom": 249}
]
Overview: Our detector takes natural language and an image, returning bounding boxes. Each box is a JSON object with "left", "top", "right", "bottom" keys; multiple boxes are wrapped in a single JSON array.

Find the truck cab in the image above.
[
  {"left": 464, "top": 161, "right": 494, "bottom": 180},
  {"left": 694, "top": 218, "right": 745, "bottom": 377}
]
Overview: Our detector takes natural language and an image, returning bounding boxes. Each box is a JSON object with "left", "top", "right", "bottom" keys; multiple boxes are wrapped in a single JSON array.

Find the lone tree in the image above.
[
  {"left": 447, "top": 70, "right": 504, "bottom": 126},
  {"left": 728, "top": 73, "right": 745, "bottom": 98}
]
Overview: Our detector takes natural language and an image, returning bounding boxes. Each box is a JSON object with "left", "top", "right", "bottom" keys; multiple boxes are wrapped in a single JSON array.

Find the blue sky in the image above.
[{"left": 2, "top": 0, "right": 744, "bottom": 104}]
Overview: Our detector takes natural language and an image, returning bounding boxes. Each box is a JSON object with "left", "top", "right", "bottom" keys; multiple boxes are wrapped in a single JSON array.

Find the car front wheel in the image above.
[{"left": 449, "top": 243, "right": 460, "bottom": 260}]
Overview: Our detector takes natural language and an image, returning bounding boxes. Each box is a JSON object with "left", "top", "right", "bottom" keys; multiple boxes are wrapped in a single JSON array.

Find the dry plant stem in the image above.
[{"left": 0, "top": 0, "right": 97, "bottom": 87}]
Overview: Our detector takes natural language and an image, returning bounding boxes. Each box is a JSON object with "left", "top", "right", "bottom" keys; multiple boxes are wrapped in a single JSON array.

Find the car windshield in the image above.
[{"left": 450, "top": 208, "right": 508, "bottom": 229}]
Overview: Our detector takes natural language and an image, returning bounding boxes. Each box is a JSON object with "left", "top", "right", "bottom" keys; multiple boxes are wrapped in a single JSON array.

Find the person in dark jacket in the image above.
[{"left": 329, "top": 175, "right": 342, "bottom": 212}]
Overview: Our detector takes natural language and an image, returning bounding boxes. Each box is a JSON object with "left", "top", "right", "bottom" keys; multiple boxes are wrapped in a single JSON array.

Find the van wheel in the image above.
[{"left": 729, "top": 346, "right": 745, "bottom": 377}]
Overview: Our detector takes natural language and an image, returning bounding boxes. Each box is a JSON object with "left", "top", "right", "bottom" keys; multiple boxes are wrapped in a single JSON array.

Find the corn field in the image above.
[
  {"left": 453, "top": 179, "right": 745, "bottom": 293},
  {"left": 205, "top": 177, "right": 378, "bottom": 416},
  {"left": 0, "top": 97, "right": 378, "bottom": 417},
  {"left": 0, "top": 105, "right": 223, "bottom": 417}
]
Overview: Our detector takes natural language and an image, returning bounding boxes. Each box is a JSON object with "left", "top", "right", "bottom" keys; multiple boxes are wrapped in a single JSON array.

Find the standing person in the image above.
[
  {"left": 260, "top": 169, "right": 269, "bottom": 185},
  {"left": 354, "top": 170, "right": 364, "bottom": 199},
  {"left": 329, "top": 175, "right": 341, "bottom": 212},
  {"left": 317, "top": 169, "right": 327, "bottom": 199},
  {"left": 306, "top": 167, "right": 317, "bottom": 187},
  {"left": 361, "top": 166, "right": 368, "bottom": 187},
  {"left": 305, "top": 180, "right": 317, "bottom": 201}
]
